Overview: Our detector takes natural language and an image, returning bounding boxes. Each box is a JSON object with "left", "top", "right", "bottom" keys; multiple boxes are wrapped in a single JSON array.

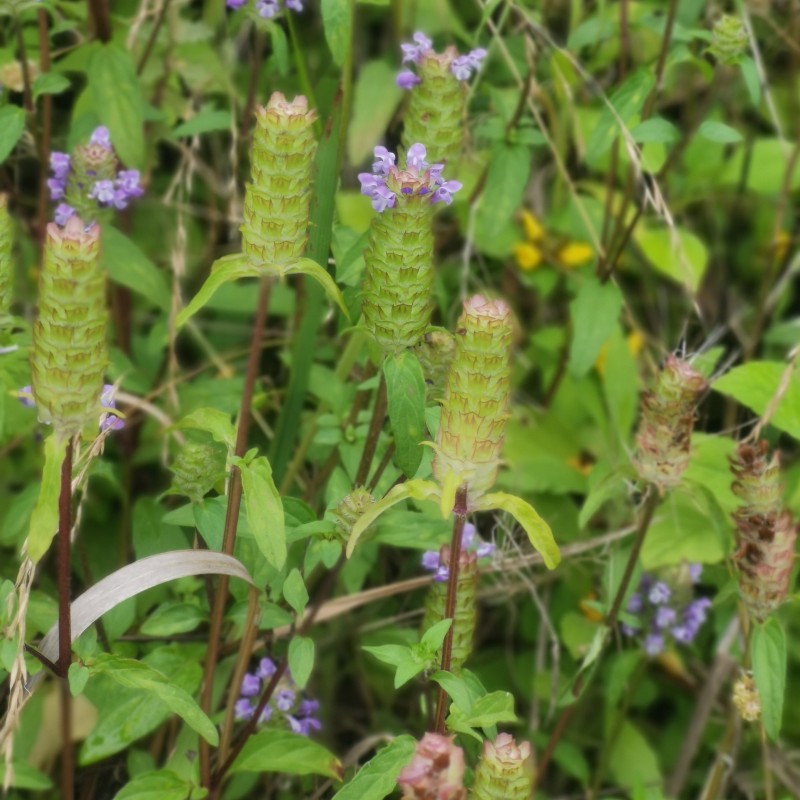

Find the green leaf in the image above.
[
  {"left": 721, "top": 138, "right": 800, "bottom": 195},
  {"left": 176, "top": 254, "right": 255, "bottom": 327},
  {"left": 568, "top": 277, "right": 622, "bottom": 378},
  {"left": 634, "top": 225, "right": 708, "bottom": 292},
  {"left": 383, "top": 352, "right": 426, "bottom": 478},
  {"left": 89, "top": 653, "right": 218, "bottom": 746},
  {"left": 88, "top": 44, "right": 145, "bottom": 168},
  {"left": 238, "top": 455, "right": 286, "bottom": 569},
  {"left": 629, "top": 117, "right": 679, "bottom": 143},
  {"left": 446, "top": 690, "right": 517, "bottom": 740},
  {"left": 698, "top": 120, "right": 743, "bottom": 143},
  {"left": 28, "top": 434, "right": 68, "bottom": 564},
  {"left": 229, "top": 730, "right": 342, "bottom": 780},
  {"left": 586, "top": 69, "right": 655, "bottom": 162},
  {"left": 284, "top": 257, "right": 349, "bottom": 318},
  {"left": 283, "top": 569, "right": 309, "bottom": 615},
  {"left": 608, "top": 722, "right": 661, "bottom": 791},
  {"left": 738, "top": 56, "right": 761, "bottom": 106},
  {"left": 288, "top": 636, "right": 314, "bottom": 689},
  {"left": 113, "top": 770, "right": 205, "bottom": 800},
  {"left": 474, "top": 492, "right": 560, "bottom": 568},
  {"left": 579, "top": 463, "right": 636, "bottom": 528},
  {"left": 68, "top": 662, "right": 90, "bottom": 696},
  {"left": 0, "top": 762, "right": 53, "bottom": 791},
  {"left": 419, "top": 618, "right": 452, "bottom": 652},
  {"left": 346, "top": 479, "right": 440, "bottom": 557},
  {"left": 171, "top": 110, "right": 231, "bottom": 139},
  {"left": 752, "top": 617, "right": 786, "bottom": 741},
  {"left": 474, "top": 143, "right": 533, "bottom": 258},
  {"left": 321, "top": 0, "right": 352, "bottom": 67},
  {"left": 347, "top": 60, "right": 403, "bottom": 166},
  {"left": 0, "top": 106, "right": 26, "bottom": 165},
  {"left": 331, "top": 736, "right": 417, "bottom": 800},
  {"left": 102, "top": 227, "right": 171, "bottom": 311},
  {"left": 176, "top": 407, "right": 235, "bottom": 449},
  {"left": 32, "top": 72, "right": 70, "bottom": 101},
  {"left": 139, "top": 602, "right": 205, "bottom": 636},
  {"left": 713, "top": 361, "right": 800, "bottom": 440}
]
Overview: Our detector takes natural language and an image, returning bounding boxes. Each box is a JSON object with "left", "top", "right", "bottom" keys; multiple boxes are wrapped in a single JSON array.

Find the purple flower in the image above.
[
  {"left": 433, "top": 565, "right": 450, "bottom": 583},
  {"left": 406, "top": 143, "right": 428, "bottom": 171},
  {"left": 421, "top": 550, "right": 440, "bottom": 571},
  {"left": 90, "top": 179, "right": 116, "bottom": 205},
  {"left": 400, "top": 31, "right": 432, "bottom": 64},
  {"left": 47, "top": 178, "right": 65, "bottom": 200},
  {"left": 99, "top": 384, "right": 125, "bottom": 432},
  {"left": 475, "top": 541, "right": 495, "bottom": 558},
  {"left": 451, "top": 47, "right": 487, "bottom": 81},
  {"left": 369, "top": 184, "right": 397, "bottom": 213},
  {"left": 297, "top": 699, "right": 319, "bottom": 717},
  {"left": 227, "top": 0, "right": 248, "bottom": 6},
  {"left": 621, "top": 623, "right": 638, "bottom": 637},
  {"left": 275, "top": 688, "right": 296, "bottom": 712},
  {"left": 648, "top": 582, "right": 670, "bottom": 605},
  {"left": 372, "top": 146, "right": 396, "bottom": 176},
  {"left": 396, "top": 70, "right": 421, "bottom": 90},
  {"left": 288, "top": 714, "right": 321, "bottom": 736},
  {"left": 240, "top": 673, "right": 261, "bottom": 697},
  {"left": 671, "top": 624, "right": 692, "bottom": 644},
  {"left": 688, "top": 563, "right": 703, "bottom": 583},
  {"left": 112, "top": 169, "right": 144, "bottom": 209},
  {"left": 627, "top": 592, "right": 643, "bottom": 613},
  {"left": 54, "top": 203, "right": 75, "bottom": 226},
  {"left": 430, "top": 180, "right": 462, "bottom": 206},
  {"left": 461, "top": 523, "right": 477, "bottom": 549},
  {"left": 17, "top": 386, "right": 35, "bottom": 409},
  {"left": 50, "top": 151, "right": 71, "bottom": 179},
  {"left": 644, "top": 633, "right": 664, "bottom": 656},
  {"left": 89, "top": 126, "right": 112, "bottom": 149},
  {"left": 255, "top": 0, "right": 279, "bottom": 17},
  {"left": 258, "top": 704, "right": 273, "bottom": 723},
  {"left": 257, "top": 657, "right": 277, "bottom": 679},
  {"left": 285, "top": 0, "right": 303, "bottom": 10},
  {"left": 234, "top": 699, "right": 255, "bottom": 720},
  {"left": 654, "top": 605, "right": 676, "bottom": 629}
]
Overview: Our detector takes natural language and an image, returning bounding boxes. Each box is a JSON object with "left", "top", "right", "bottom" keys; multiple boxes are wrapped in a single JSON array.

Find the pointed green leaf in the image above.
[
  {"left": 102, "top": 227, "right": 171, "bottom": 310},
  {"left": 475, "top": 492, "right": 560, "bottom": 569},
  {"left": 229, "top": 730, "right": 342, "bottom": 780},
  {"left": 752, "top": 617, "right": 786, "bottom": 741},
  {"left": 113, "top": 770, "right": 206, "bottom": 800},
  {"left": 28, "top": 434, "right": 68, "bottom": 563},
  {"left": 283, "top": 257, "right": 349, "bottom": 319},
  {"left": 568, "top": 276, "right": 622, "bottom": 378},
  {"left": 0, "top": 762, "right": 53, "bottom": 791},
  {"left": 419, "top": 618, "right": 452, "bottom": 651},
  {"left": 175, "top": 407, "right": 236, "bottom": 449},
  {"left": 383, "top": 352, "right": 426, "bottom": 478},
  {"left": 89, "top": 653, "right": 218, "bottom": 746},
  {"left": 346, "top": 479, "right": 439, "bottom": 557},
  {"left": 0, "top": 106, "right": 27, "bottom": 165},
  {"left": 237, "top": 455, "right": 286, "bottom": 569},
  {"left": 330, "top": 735, "right": 417, "bottom": 800},
  {"left": 283, "top": 568, "right": 309, "bottom": 615},
  {"left": 176, "top": 254, "right": 255, "bottom": 328},
  {"left": 321, "top": 0, "right": 353, "bottom": 67},
  {"left": 288, "top": 636, "right": 314, "bottom": 689}
]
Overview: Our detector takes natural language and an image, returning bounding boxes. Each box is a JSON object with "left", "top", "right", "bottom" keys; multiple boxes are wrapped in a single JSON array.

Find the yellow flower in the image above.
[
  {"left": 557, "top": 241, "right": 594, "bottom": 268},
  {"left": 519, "top": 210, "right": 545, "bottom": 242},
  {"left": 513, "top": 242, "right": 543, "bottom": 271}
]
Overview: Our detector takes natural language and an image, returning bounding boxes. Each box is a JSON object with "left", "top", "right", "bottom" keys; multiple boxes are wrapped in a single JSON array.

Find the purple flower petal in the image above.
[
  {"left": 644, "top": 633, "right": 664, "bottom": 655},
  {"left": 255, "top": 0, "right": 279, "bottom": 17},
  {"left": 241, "top": 673, "right": 261, "bottom": 696},
  {"left": 648, "top": 581, "right": 671, "bottom": 605},
  {"left": 54, "top": 203, "right": 76, "bottom": 226},
  {"left": 406, "top": 143, "right": 428, "bottom": 171},
  {"left": 421, "top": 550, "right": 440, "bottom": 571},
  {"left": 257, "top": 657, "right": 277, "bottom": 679},
  {"left": 234, "top": 699, "right": 255, "bottom": 720},
  {"left": 372, "top": 146, "right": 396, "bottom": 176},
  {"left": 17, "top": 386, "right": 35, "bottom": 409},
  {"left": 396, "top": 70, "right": 421, "bottom": 90},
  {"left": 654, "top": 605, "right": 676, "bottom": 629},
  {"left": 89, "top": 126, "right": 112, "bottom": 149},
  {"left": 275, "top": 688, "right": 295, "bottom": 712}
]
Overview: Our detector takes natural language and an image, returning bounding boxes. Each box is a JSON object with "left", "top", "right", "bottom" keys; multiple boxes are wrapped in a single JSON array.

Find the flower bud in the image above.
[
  {"left": 30, "top": 217, "right": 108, "bottom": 436},
  {"left": 397, "top": 732, "right": 466, "bottom": 800},
  {"left": 730, "top": 440, "right": 797, "bottom": 622},
  {"left": 330, "top": 488, "right": 376, "bottom": 543},
  {"left": 241, "top": 93, "right": 318, "bottom": 269},
  {"left": 708, "top": 15, "right": 748, "bottom": 65},
  {"left": 471, "top": 733, "right": 535, "bottom": 800},
  {"left": 0, "top": 194, "right": 12, "bottom": 319},
  {"left": 633, "top": 355, "right": 706, "bottom": 489},
  {"left": 433, "top": 296, "right": 512, "bottom": 509},
  {"left": 169, "top": 435, "right": 227, "bottom": 504},
  {"left": 732, "top": 673, "right": 761, "bottom": 723},
  {"left": 421, "top": 545, "right": 478, "bottom": 669}
]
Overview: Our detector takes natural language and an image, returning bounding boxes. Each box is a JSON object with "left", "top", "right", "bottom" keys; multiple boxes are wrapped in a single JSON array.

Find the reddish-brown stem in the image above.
[
  {"left": 434, "top": 485, "right": 469, "bottom": 735},
  {"left": 57, "top": 438, "right": 74, "bottom": 800},
  {"left": 199, "top": 278, "right": 272, "bottom": 788},
  {"left": 87, "top": 0, "right": 112, "bottom": 42},
  {"left": 354, "top": 374, "right": 387, "bottom": 488}
]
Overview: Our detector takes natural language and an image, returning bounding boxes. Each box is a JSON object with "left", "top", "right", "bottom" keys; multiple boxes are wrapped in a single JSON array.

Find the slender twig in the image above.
[
  {"left": 368, "top": 443, "right": 395, "bottom": 493},
  {"left": 57, "top": 438, "right": 74, "bottom": 800},
  {"left": 136, "top": 0, "right": 171, "bottom": 75},
  {"left": 199, "top": 277, "right": 272, "bottom": 788},
  {"left": 87, "top": 0, "right": 112, "bottom": 42},
  {"left": 354, "top": 374, "right": 388, "bottom": 488},
  {"left": 434, "top": 486, "right": 469, "bottom": 735}
]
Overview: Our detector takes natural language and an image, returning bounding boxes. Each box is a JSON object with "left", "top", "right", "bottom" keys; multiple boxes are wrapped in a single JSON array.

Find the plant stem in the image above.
[
  {"left": 87, "top": 0, "right": 112, "bottom": 42},
  {"left": 36, "top": 8, "right": 52, "bottom": 245},
  {"left": 57, "top": 437, "right": 74, "bottom": 800},
  {"left": 199, "top": 277, "right": 272, "bottom": 788},
  {"left": 434, "top": 485, "right": 469, "bottom": 735},
  {"left": 354, "top": 373, "right": 387, "bottom": 488}
]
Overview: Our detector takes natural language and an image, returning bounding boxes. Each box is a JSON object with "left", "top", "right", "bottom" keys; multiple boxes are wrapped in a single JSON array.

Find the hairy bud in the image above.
[
  {"left": 471, "top": 733, "right": 535, "bottom": 800},
  {"left": 397, "top": 733, "right": 466, "bottom": 800}
]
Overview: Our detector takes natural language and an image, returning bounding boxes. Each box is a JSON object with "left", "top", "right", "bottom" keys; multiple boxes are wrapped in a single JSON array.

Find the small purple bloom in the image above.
[
  {"left": 433, "top": 565, "right": 450, "bottom": 583},
  {"left": 358, "top": 172, "right": 383, "bottom": 196},
  {"left": 297, "top": 699, "right": 319, "bottom": 717},
  {"left": 240, "top": 672, "right": 261, "bottom": 697},
  {"left": 396, "top": 70, "right": 421, "bottom": 90},
  {"left": 370, "top": 184, "right": 397, "bottom": 213},
  {"left": 54, "top": 203, "right": 75, "bottom": 226},
  {"left": 89, "top": 126, "right": 112, "bottom": 149},
  {"left": 461, "top": 523, "right": 477, "bottom": 549},
  {"left": 406, "top": 143, "right": 428, "bottom": 171},
  {"left": 430, "top": 180, "right": 462, "bottom": 206},
  {"left": 475, "top": 541, "right": 495, "bottom": 558},
  {"left": 227, "top": 0, "right": 248, "bottom": 6},
  {"left": 627, "top": 592, "right": 643, "bottom": 613},
  {"left": 421, "top": 550, "right": 440, "bottom": 571},
  {"left": 255, "top": 0, "right": 279, "bottom": 17},
  {"left": 285, "top": 0, "right": 303, "bottom": 10},
  {"left": 413, "top": 32, "right": 432, "bottom": 51},
  {"left": 116, "top": 169, "right": 143, "bottom": 196},
  {"left": 47, "top": 178, "right": 65, "bottom": 200},
  {"left": 671, "top": 625, "right": 692, "bottom": 644},
  {"left": 654, "top": 605, "right": 676, "bottom": 629},
  {"left": 275, "top": 688, "right": 295, "bottom": 712},
  {"left": 90, "top": 179, "right": 116, "bottom": 205},
  {"left": 644, "top": 633, "right": 664, "bottom": 656},
  {"left": 648, "top": 581, "right": 670, "bottom": 605},
  {"left": 688, "top": 563, "right": 703, "bottom": 583},
  {"left": 234, "top": 699, "right": 254, "bottom": 720},
  {"left": 288, "top": 714, "right": 321, "bottom": 736},
  {"left": 372, "top": 146, "right": 396, "bottom": 176},
  {"left": 258, "top": 704, "right": 273, "bottom": 723},
  {"left": 18, "top": 386, "right": 35, "bottom": 409},
  {"left": 621, "top": 623, "right": 638, "bottom": 637},
  {"left": 50, "top": 151, "right": 71, "bottom": 178},
  {"left": 257, "top": 657, "right": 277, "bottom": 679},
  {"left": 451, "top": 55, "right": 474, "bottom": 81}
]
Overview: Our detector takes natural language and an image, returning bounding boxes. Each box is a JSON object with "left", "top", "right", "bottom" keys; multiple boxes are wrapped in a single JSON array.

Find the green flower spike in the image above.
[
  {"left": 177, "top": 92, "right": 346, "bottom": 326},
  {"left": 31, "top": 217, "right": 107, "bottom": 436},
  {"left": 730, "top": 440, "right": 797, "bottom": 623},
  {"left": 708, "top": 15, "right": 748, "bottom": 65},
  {"left": 0, "top": 194, "right": 12, "bottom": 321},
  {"left": 168, "top": 434, "right": 227, "bottom": 504},
  {"left": 27, "top": 216, "right": 108, "bottom": 563},
  {"left": 346, "top": 295, "right": 559, "bottom": 570},
  {"left": 633, "top": 354, "right": 706, "bottom": 491},
  {"left": 421, "top": 545, "right": 477, "bottom": 670},
  {"left": 471, "top": 733, "right": 535, "bottom": 800}
]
